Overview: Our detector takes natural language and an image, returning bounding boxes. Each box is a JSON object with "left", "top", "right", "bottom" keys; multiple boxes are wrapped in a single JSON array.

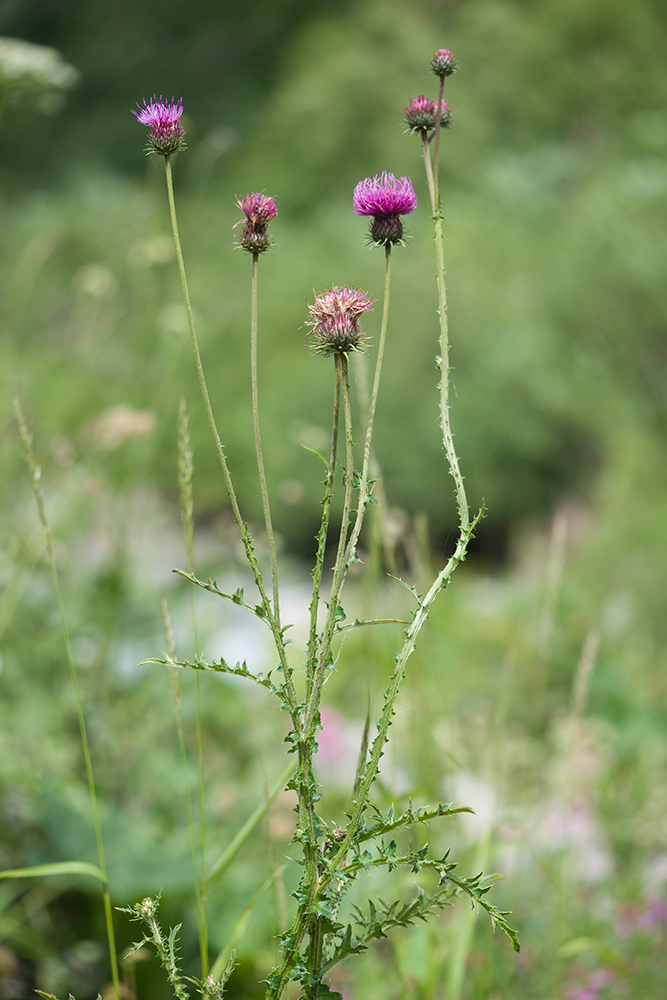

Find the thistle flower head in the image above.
[
  {"left": 404, "top": 95, "right": 437, "bottom": 133},
  {"left": 304, "top": 286, "right": 373, "bottom": 357},
  {"left": 132, "top": 95, "right": 186, "bottom": 156},
  {"left": 431, "top": 48, "right": 457, "bottom": 77},
  {"left": 353, "top": 172, "right": 417, "bottom": 246},
  {"left": 404, "top": 96, "right": 452, "bottom": 135},
  {"left": 235, "top": 191, "right": 278, "bottom": 254}
]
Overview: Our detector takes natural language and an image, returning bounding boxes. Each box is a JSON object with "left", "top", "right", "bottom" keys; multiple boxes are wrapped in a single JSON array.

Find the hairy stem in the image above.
[
  {"left": 305, "top": 353, "right": 354, "bottom": 732},
  {"left": 344, "top": 245, "right": 393, "bottom": 567},
  {"left": 420, "top": 131, "right": 470, "bottom": 532},
  {"left": 327, "top": 512, "right": 482, "bottom": 879},
  {"left": 251, "top": 251, "right": 281, "bottom": 627},
  {"left": 329, "top": 110, "right": 479, "bottom": 884},
  {"left": 433, "top": 75, "right": 445, "bottom": 202},
  {"left": 15, "top": 399, "right": 120, "bottom": 1000},
  {"left": 306, "top": 361, "right": 342, "bottom": 703},
  {"left": 306, "top": 246, "right": 393, "bottom": 716}
]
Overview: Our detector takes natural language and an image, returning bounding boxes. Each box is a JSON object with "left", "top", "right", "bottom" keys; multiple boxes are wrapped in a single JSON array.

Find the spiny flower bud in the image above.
[
  {"left": 404, "top": 95, "right": 437, "bottom": 133},
  {"left": 133, "top": 96, "right": 186, "bottom": 156},
  {"left": 304, "top": 286, "right": 373, "bottom": 358},
  {"left": 234, "top": 191, "right": 278, "bottom": 254},
  {"left": 431, "top": 48, "right": 457, "bottom": 77},
  {"left": 353, "top": 172, "right": 418, "bottom": 247},
  {"left": 404, "top": 95, "right": 452, "bottom": 134}
]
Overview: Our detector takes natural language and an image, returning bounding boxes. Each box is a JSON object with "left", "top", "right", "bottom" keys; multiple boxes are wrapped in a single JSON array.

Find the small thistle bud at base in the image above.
[
  {"left": 431, "top": 48, "right": 457, "bottom": 77},
  {"left": 436, "top": 102, "right": 452, "bottom": 128}
]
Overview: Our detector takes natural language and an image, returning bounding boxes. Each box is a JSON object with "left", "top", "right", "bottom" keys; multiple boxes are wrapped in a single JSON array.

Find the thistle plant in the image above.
[{"left": 127, "top": 52, "right": 519, "bottom": 1000}]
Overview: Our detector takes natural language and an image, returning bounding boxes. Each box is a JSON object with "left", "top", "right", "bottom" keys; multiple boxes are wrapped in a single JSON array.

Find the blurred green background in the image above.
[{"left": 2, "top": 0, "right": 667, "bottom": 998}]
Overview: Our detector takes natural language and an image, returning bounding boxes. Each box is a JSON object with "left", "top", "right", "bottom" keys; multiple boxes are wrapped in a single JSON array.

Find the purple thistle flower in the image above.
[
  {"left": 234, "top": 191, "right": 278, "bottom": 254},
  {"left": 132, "top": 95, "right": 186, "bottom": 156},
  {"left": 431, "top": 48, "right": 457, "bottom": 77},
  {"left": 304, "top": 286, "right": 373, "bottom": 357},
  {"left": 353, "top": 172, "right": 417, "bottom": 247}
]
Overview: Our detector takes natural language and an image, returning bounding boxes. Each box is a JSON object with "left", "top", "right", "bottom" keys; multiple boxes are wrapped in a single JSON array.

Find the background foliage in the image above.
[{"left": 2, "top": 0, "right": 667, "bottom": 998}]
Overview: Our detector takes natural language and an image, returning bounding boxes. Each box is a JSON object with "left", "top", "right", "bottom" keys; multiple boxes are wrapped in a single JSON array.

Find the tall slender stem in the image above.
[
  {"left": 177, "top": 397, "right": 209, "bottom": 974},
  {"left": 162, "top": 157, "right": 298, "bottom": 713},
  {"left": 306, "top": 243, "right": 391, "bottom": 728},
  {"left": 344, "top": 244, "right": 393, "bottom": 567},
  {"left": 433, "top": 75, "right": 445, "bottom": 202},
  {"left": 15, "top": 400, "right": 120, "bottom": 1000},
  {"left": 163, "top": 163, "right": 322, "bottom": 997},
  {"left": 306, "top": 361, "right": 341, "bottom": 702},
  {"left": 163, "top": 159, "right": 316, "bottom": 906},
  {"left": 305, "top": 353, "right": 354, "bottom": 731},
  {"left": 420, "top": 132, "right": 470, "bottom": 531},
  {"left": 194, "top": 674, "right": 208, "bottom": 974},
  {"left": 163, "top": 599, "right": 207, "bottom": 975},
  {"left": 251, "top": 251, "right": 281, "bottom": 626}
]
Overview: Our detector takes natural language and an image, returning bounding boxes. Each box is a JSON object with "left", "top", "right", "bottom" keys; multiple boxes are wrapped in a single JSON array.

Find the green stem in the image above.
[
  {"left": 194, "top": 675, "right": 208, "bottom": 975},
  {"left": 328, "top": 121, "right": 479, "bottom": 885},
  {"left": 251, "top": 251, "right": 281, "bottom": 627},
  {"left": 326, "top": 511, "right": 482, "bottom": 882},
  {"left": 305, "top": 353, "right": 354, "bottom": 732},
  {"left": 306, "top": 247, "right": 393, "bottom": 724},
  {"left": 273, "top": 517, "right": 483, "bottom": 1000},
  {"left": 163, "top": 162, "right": 317, "bottom": 968},
  {"left": 343, "top": 244, "right": 393, "bottom": 567},
  {"left": 163, "top": 599, "right": 207, "bottom": 976},
  {"left": 306, "top": 361, "right": 341, "bottom": 703},
  {"left": 420, "top": 132, "right": 470, "bottom": 532},
  {"left": 14, "top": 400, "right": 120, "bottom": 1000},
  {"left": 433, "top": 75, "right": 445, "bottom": 204},
  {"left": 177, "top": 397, "right": 209, "bottom": 975},
  {"left": 268, "top": 361, "right": 355, "bottom": 1000},
  {"left": 162, "top": 156, "right": 299, "bottom": 717}
]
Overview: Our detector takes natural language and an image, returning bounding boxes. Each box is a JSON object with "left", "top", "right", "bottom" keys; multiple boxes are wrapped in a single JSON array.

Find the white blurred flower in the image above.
[{"left": 0, "top": 37, "right": 79, "bottom": 113}]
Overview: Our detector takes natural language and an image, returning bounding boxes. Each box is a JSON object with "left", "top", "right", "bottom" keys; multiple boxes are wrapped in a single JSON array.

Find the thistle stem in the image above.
[
  {"left": 14, "top": 399, "right": 120, "bottom": 1000},
  {"left": 306, "top": 361, "right": 342, "bottom": 703},
  {"left": 163, "top": 160, "right": 314, "bottom": 914},
  {"left": 163, "top": 599, "right": 208, "bottom": 975},
  {"left": 251, "top": 251, "right": 281, "bottom": 627},
  {"left": 433, "top": 75, "right": 445, "bottom": 201},
  {"left": 420, "top": 131, "right": 470, "bottom": 532},
  {"left": 344, "top": 244, "right": 393, "bottom": 565},
  {"left": 306, "top": 246, "right": 392, "bottom": 730},
  {"left": 194, "top": 676, "right": 208, "bottom": 974},
  {"left": 163, "top": 161, "right": 321, "bottom": 995},
  {"left": 163, "top": 157, "right": 298, "bottom": 714},
  {"left": 177, "top": 397, "right": 209, "bottom": 975},
  {"left": 305, "top": 353, "right": 354, "bottom": 732}
]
